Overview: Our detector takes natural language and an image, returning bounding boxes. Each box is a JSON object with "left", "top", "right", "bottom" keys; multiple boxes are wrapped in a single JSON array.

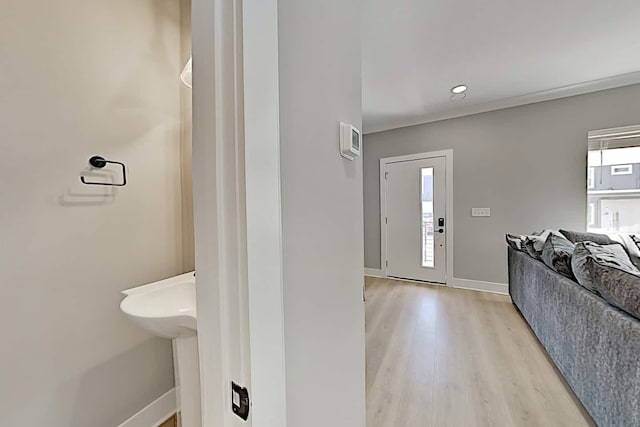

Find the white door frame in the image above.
[
  {"left": 380, "top": 150, "right": 454, "bottom": 285},
  {"left": 243, "top": 0, "right": 287, "bottom": 425},
  {"left": 192, "top": 0, "right": 287, "bottom": 426}
]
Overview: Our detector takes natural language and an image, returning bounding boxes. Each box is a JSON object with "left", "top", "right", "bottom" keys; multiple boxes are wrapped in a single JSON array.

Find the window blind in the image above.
[{"left": 588, "top": 125, "right": 640, "bottom": 151}]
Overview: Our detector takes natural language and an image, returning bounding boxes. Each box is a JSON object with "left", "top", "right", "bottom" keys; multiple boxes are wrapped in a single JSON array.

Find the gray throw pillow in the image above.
[
  {"left": 505, "top": 234, "right": 525, "bottom": 251},
  {"left": 524, "top": 238, "right": 543, "bottom": 260},
  {"left": 542, "top": 234, "right": 575, "bottom": 279},
  {"left": 631, "top": 235, "right": 640, "bottom": 267},
  {"left": 613, "top": 234, "right": 640, "bottom": 270},
  {"left": 591, "top": 251, "right": 640, "bottom": 321},
  {"left": 572, "top": 242, "right": 636, "bottom": 295},
  {"left": 560, "top": 229, "right": 614, "bottom": 245},
  {"left": 523, "top": 230, "right": 563, "bottom": 261}
]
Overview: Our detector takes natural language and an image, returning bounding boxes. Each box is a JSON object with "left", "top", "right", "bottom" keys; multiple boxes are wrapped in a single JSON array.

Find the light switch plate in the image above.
[{"left": 471, "top": 208, "right": 491, "bottom": 217}]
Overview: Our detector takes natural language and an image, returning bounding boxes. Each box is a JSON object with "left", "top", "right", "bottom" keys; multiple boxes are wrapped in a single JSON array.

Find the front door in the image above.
[{"left": 384, "top": 156, "right": 447, "bottom": 283}]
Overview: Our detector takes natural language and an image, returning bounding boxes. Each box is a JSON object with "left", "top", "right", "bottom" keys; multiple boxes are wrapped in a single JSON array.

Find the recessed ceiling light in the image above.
[{"left": 451, "top": 84, "right": 468, "bottom": 94}]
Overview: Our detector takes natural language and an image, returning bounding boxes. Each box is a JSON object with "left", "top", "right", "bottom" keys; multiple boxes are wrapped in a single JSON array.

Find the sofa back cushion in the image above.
[{"left": 541, "top": 234, "right": 575, "bottom": 279}]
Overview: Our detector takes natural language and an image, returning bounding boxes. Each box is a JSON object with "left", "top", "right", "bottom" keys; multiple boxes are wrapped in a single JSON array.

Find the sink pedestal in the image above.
[
  {"left": 119, "top": 272, "right": 200, "bottom": 427},
  {"left": 174, "top": 335, "right": 202, "bottom": 427}
]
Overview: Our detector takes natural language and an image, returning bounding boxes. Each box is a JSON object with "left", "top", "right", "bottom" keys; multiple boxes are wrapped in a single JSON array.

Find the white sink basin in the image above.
[{"left": 120, "top": 272, "right": 196, "bottom": 339}]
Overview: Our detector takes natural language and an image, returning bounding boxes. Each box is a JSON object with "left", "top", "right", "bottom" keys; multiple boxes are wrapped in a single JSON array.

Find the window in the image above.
[
  {"left": 587, "top": 126, "right": 640, "bottom": 233},
  {"left": 588, "top": 202, "right": 596, "bottom": 227}
]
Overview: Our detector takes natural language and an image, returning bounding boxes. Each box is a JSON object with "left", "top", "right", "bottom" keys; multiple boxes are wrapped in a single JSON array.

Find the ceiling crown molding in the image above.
[{"left": 364, "top": 70, "right": 640, "bottom": 135}]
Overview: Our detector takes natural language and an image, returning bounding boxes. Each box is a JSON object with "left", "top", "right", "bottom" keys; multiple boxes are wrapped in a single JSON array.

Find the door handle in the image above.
[{"left": 437, "top": 228, "right": 445, "bottom": 234}]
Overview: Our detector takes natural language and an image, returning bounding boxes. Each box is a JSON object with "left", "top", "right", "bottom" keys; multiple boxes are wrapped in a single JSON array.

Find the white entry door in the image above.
[{"left": 384, "top": 156, "right": 447, "bottom": 283}]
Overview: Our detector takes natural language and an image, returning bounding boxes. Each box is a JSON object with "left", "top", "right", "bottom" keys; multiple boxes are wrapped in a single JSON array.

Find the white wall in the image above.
[
  {"left": 0, "top": 1, "right": 188, "bottom": 425},
  {"left": 363, "top": 83, "right": 640, "bottom": 284},
  {"left": 277, "top": 0, "right": 366, "bottom": 426}
]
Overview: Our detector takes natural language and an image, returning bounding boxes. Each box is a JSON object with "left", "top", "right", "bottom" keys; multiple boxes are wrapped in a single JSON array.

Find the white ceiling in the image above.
[{"left": 362, "top": 0, "right": 640, "bottom": 133}]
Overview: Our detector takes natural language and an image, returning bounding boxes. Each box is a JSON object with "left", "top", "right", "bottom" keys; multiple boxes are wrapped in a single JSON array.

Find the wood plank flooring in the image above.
[
  {"left": 159, "top": 414, "right": 177, "bottom": 427},
  {"left": 365, "top": 277, "right": 595, "bottom": 427}
]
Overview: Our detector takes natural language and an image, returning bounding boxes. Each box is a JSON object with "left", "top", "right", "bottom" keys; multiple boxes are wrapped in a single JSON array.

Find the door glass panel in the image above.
[{"left": 421, "top": 167, "right": 434, "bottom": 268}]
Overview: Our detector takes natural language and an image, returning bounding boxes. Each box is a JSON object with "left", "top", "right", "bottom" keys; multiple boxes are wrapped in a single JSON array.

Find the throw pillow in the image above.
[
  {"left": 591, "top": 251, "right": 640, "bottom": 321},
  {"left": 523, "top": 230, "right": 563, "bottom": 261},
  {"left": 505, "top": 234, "right": 525, "bottom": 251},
  {"left": 634, "top": 235, "right": 640, "bottom": 269},
  {"left": 541, "top": 234, "right": 575, "bottom": 279},
  {"left": 572, "top": 242, "right": 636, "bottom": 294},
  {"left": 560, "top": 229, "right": 614, "bottom": 245},
  {"left": 611, "top": 234, "right": 640, "bottom": 270}
]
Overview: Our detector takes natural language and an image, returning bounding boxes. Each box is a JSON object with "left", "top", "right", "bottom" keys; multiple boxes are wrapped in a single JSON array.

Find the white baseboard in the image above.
[
  {"left": 451, "top": 278, "right": 509, "bottom": 295},
  {"left": 364, "top": 268, "right": 384, "bottom": 277},
  {"left": 365, "top": 268, "right": 509, "bottom": 296},
  {"left": 118, "top": 388, "right": 177, "bottom": 427}
]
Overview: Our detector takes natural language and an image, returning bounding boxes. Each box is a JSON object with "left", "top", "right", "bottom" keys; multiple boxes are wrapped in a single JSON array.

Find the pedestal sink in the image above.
[{"left": 121, "top": 272, "right": 201, "bottom": 427}]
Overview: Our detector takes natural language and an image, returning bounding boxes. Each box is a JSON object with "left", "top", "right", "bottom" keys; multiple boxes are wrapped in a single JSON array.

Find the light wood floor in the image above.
[{"left": 365, "top": 277, "right": 595, "bottom": 427}]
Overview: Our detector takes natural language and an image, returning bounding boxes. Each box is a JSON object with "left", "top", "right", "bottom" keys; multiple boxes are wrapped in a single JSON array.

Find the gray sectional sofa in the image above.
[{"left": 508, "top": 240, "right": 640, "bottom": 426}]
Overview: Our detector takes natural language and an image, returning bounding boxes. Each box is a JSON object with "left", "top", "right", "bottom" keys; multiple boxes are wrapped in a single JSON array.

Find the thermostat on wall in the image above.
[{"left": 340, "top": 122, "right": 361, "bottom": 160}]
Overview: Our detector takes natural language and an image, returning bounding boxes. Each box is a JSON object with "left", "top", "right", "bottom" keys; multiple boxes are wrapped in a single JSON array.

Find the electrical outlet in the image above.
[{"left": 471, "top": 208, "right": 491, "bottom": 217}]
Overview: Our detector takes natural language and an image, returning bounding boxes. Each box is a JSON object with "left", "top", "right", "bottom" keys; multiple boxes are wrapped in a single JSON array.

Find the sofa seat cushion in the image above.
[
  {"left": 572, "top": 242, "right": 635, "bottom": 294},
  {"left": 542, "top": 234, "right": 575, "bottom": 279}
]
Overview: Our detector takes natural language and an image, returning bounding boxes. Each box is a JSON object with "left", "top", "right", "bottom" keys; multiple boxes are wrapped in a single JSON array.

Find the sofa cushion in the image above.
[
  {"left": 542, "top": 234, "right": 575, "bottom": 279},
  {"left": 591, "top": 254, "right": 640, "bottom": 321},
  {"left": 560, "top": 229, "right": 615, "bottom": 245},
  {"left": 611, "top": 234, "right": 640, "bottom": 270},
  {"left": 572, "top": 242, "right": 636, "bottom": 295},
  {"left": 521, "top": 230, "right": 563, "bottom": 261},
  {"left": 505, "top": 234, "right": 525, "bottom": 251},
  {"left": 631, "top": 235, "right": 640, "bottom": 268},
  {"left": 523, "top": 238, "right": 543, "bottom": 260}
]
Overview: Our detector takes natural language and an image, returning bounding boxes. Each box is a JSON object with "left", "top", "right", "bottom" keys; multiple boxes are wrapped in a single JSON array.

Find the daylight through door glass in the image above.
[{"left": 421, "top": 167, "right": 434, "bottom": 268}]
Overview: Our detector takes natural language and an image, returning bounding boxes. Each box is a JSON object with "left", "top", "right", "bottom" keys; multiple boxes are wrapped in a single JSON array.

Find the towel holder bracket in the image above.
[{"left": 80, "top": 156, "right": 127, "bottom": 187}]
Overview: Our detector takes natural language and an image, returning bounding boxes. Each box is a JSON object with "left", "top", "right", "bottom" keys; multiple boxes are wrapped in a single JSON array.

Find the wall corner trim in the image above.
[
  {"left": 364, "top": 268, "right": 384, "bottom": 277},
  {"left": 451, "top": 278, "right": 509, "bottom": 295},
  {"left": 117, "top": 388, "right": 177, "bottom": 427}
]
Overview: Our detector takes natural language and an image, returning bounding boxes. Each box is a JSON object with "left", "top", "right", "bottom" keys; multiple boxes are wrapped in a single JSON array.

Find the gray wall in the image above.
[
  {"left": 278, "top": 0, "right": 366, "bottom": 426},
  {"left": 364, "top": 84, "right": 640, "bottom": 284},
  {"left": 0, "top": 1, "right": 188, "bottom": 425}
]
